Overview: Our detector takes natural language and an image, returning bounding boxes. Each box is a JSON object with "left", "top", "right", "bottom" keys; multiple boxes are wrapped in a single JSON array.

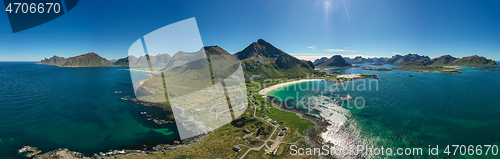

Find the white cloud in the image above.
[
  {"left": 292, "top": 54, "right": 381, "bottom": 61},
  {"left": 341, "top": 55, "right": 380, "bottom": 58},
  {"left": 294, "top": 55, "right": 329, "bottom": 61},
  {"left": 327, "top": 49, "right": 351, "bottom": 52},
  {"left": 308, "top": 46, "right": 316, "bottom": 49}
]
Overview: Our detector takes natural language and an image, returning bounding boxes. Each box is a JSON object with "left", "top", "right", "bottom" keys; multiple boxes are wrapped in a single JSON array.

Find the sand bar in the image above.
[{"left": 258, "top": 79, "right": 323, "bottom": 98}]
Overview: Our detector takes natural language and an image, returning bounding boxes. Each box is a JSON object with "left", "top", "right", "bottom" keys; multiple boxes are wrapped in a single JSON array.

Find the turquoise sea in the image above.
[
  {"left": 0, "top": 62, "right": 180, "bottom": 158},
  {"left": 269, "top": 64, "right": 500, "bottom": 158}
]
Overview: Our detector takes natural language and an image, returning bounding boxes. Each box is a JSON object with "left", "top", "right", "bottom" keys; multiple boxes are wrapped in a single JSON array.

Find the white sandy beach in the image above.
[
  {"left": 336, "top": 73, "right": 362, "bottom": 79},
  {"left": 258, "top": 79, "right": 323, "bottom": 98}
]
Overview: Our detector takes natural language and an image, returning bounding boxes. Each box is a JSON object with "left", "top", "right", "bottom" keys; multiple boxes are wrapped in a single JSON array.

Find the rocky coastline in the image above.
[
  {"left": 265, "top": 96, "right": 338, "bottom": 159},
  {"left": 22, "top": 134, "right": 208, "bottom": 159}
]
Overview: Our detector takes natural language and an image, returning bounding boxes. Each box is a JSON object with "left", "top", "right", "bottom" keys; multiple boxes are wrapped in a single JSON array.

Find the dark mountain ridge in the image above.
[
  {"left": 36, "top": 52, "right": 113, "bottom": 67},
  {"left": 314, "top": 55, "right": 352, "bottom": 68},
  {"left": 313, "top": 57, "right": 328, "bottom": 65},
  {"left": 36, "top": 55, "right": 68, "bottom": 66},
  {"left": 387, "top": 54, "right": 497, "bottom": 67}
]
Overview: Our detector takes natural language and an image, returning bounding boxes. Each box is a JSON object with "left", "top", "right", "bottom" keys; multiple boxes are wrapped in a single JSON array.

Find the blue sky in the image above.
[{"left": 1, "top": 0, "right": 500, "bottom": 61}]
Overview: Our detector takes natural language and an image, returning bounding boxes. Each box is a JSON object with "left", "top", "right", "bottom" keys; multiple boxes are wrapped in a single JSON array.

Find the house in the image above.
[
  {"left": 233, "top": 146, "right": 241, "bottom": 152},
  {"left": 282, "top": 127, "right": 288, "bottom": 131},
  {"left": 262, "top": 115, "right": 267, "bottom": 118},
  {"left": 278, "top": 131, "right": 285, "bottom": 136},
  {"left": 244, "top": 128, "right": 251, "bottom": 134},
  {"left": 271, "top": 149, "right": 278, "bottom": 155},
  {"left": 271, "top": 121, "right": 277, "bottom": 124}
]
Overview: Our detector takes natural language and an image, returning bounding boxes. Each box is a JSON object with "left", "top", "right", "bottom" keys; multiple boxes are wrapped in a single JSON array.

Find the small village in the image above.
[{"left": 229, "top": 86, "right": 305, "bottom": 159}]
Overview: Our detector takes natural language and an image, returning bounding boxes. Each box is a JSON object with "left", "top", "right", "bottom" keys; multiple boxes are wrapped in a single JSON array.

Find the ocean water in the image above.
[
  {"left": 0, "top": 62, "right": 180, "bottom": 158},
  {"left": 269, "top": 64, "right": 500, "bottom": 158}
]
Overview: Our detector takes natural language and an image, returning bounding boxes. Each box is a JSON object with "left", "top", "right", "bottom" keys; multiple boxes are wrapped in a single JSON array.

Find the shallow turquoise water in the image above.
[
  {"left": 0, "top": 62, "right": 180, "bottom": 158},
  {"left": 269, "top": 64, "right": 500, "bottom": 158}
]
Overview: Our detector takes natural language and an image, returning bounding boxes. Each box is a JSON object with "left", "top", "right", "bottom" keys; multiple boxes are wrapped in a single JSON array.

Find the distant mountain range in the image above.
[
  {"left": 38, "top": 42, "right": 497, "bottom": 73},
  {"left": 385, "top": 54, "right": 432, "bottom": 66},
  {"left": 385, "top": 54, "right": 498, "bottom": 67},
  {"left": 37, "top": 39, "right": 317, "bottom": 79},
  {"left": 115, "top": 53, "right": 172, "bottom": 67},
  {"left": 108, "top": 59, "right": 118, "bottom": 64},
  {"left": 314, "top": 54, "right": 498, "bottom": 67},
  {"left": 36, "top": 52, "right": 113, "bottom": 67},
  {"left": 344, "top": 56, "right": 390, "bottom": 64},
  {"left": 129, "top": 39, "right": 317, "bottom": 79}
]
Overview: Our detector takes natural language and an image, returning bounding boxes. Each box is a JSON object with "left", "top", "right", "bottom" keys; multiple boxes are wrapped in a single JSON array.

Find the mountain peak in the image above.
[
  {"left": 440, "top": 55, "right": 454, "bottom": 58},
  {"left": 236, "top": 39, "right": 285, "bottom": 60},
  {"left": 465, "top": 55, "right": 479, "bottom": 58},
  {"left": 313, "top": 57, "right": 329, "bottom": 65},
  {"left": 315, "top": 55, "right": 352, "bottom": 68},
  {"left": 204, "top": 45, "right": 231, "bottom": 56},
  {"left": 331, "top": 55, "right": 343, "bottom": 59},
  {"left": 73, "top": 52, "right": 96, "bottom": 56},
  {"left": 257, "top": 39, "right": 269, "bottom": 45}
]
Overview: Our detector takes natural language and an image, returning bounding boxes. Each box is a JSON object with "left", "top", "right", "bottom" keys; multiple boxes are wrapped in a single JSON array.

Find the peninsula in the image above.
[{"left": 36, "top": 52, "right": 113, "bottom": 67}]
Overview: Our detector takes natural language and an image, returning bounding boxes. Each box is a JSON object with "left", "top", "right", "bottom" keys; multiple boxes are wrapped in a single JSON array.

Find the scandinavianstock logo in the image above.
[
  {"left": 127, "top": 18, "right": 247, "bottom": 140},
  {"left": 4, "top": 0, "right": 79, "bottom": 33}
]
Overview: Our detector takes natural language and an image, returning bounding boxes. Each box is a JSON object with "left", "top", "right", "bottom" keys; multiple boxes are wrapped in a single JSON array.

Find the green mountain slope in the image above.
[
  {"left": 429, "top": 55, "right": 457, "bottom": 66},
  {"left": 450, "top": 55, "right": 498, "bottom": 66},
  {"left": 235, "top": 39, "right": 315, "bottom": 79}
]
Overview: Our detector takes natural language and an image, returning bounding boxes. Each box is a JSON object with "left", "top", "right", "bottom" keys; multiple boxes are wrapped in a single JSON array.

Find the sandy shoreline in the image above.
[
  {"left": 258, "top": 79, "right": 323, "bottom": 98},
  {"left": 119, "top": 68, "right": 155, "bottom": 73}
]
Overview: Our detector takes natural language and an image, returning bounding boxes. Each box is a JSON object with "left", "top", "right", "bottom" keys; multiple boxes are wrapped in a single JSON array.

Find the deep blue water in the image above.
[
  {"left": 270, "top": 64, "right": 500, "bottom": 158},
  {"left": 0, "top": 62, "right": 180, "bottom": 158}
]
